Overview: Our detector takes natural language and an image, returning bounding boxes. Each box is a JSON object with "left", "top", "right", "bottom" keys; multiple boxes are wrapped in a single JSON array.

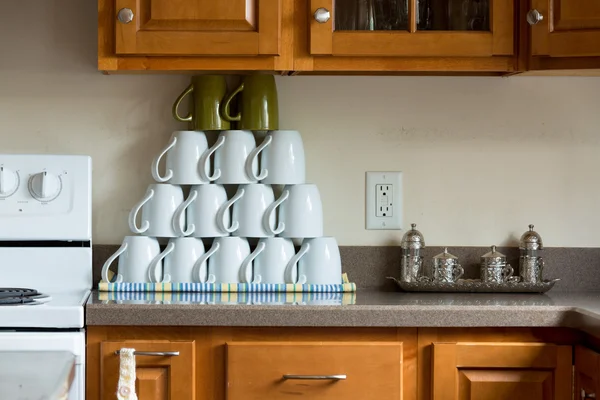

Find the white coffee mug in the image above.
[
  {"left": 263, "top": 184, "right": 323, "bottom": 238},
  {"left": 128, "top": 184, "right": 185, "bottom": 238},
  {"left": 218, "top": 184, "right": 278, "bottom": 238},
  {"left": 151, "top": 130, "right": 211, "bottom": 185},
  {"left": 173, "top": 184, "right": 231, "bottom": 238},
  {"left": 195, "top": 237, "right": 252, "bottom": 284},
  {"left": 238, "top": 238, "right": 295, "bottom": 284},
  {"left": 101, "top": 236, "right": 162, "bottom": 283},
  {"left": 284, "top": 237, "right": 342, "bottom": 285},
  {"left": 200, "top": 130, "right": 259, "bottom": 184},
  {"left": 245, "top": 130, "right": 306, "bottom": 184},
  {"left": 148, "top": 237, "right": 207, "bottom": 283}
]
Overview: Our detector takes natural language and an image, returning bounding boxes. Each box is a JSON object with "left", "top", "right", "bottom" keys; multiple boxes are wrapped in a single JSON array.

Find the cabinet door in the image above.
[
  {"left": 100, "top": 340, "right": 195, "bottom": 400},
  {"left": 114, "top": 0, "right": 281, "bottom": 56},
  {"left": 432, "top": 343, "right": 572, "bottom": 400},
  {"left": 227, "top": 342, "right": 403, "bottom": 399},
  {"left": 309, "top": 0, "right": 513, "bottom": 57},
  {"left": 575, "top": 346, "right": 600, "bottom": 400},
  {"left": 530, "top": 0, "right": 600, "bottom": 57}
]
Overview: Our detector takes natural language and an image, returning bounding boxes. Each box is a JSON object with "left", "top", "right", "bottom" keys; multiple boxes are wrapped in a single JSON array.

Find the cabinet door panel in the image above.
[
  {"left": 115, "top": 0, "right": 281, "bottom": 56},
  {"left": 432, "top": 343, "right": 572, "bottom": 400},
  {"left": 309, "top": 0, "right": 513, "bottom": 57},
  {"left": 531, "top": 0, "right": 600, "bottom": 57},
  {"left": 100, "top": 340, "right": 195, "bottom": 400},
  {"left": 575, "top": 346, "right": 600, "bottom": 400}
]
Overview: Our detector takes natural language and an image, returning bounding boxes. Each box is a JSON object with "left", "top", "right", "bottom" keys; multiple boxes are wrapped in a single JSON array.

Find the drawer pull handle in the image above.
[
  {"left": 283, "top": 374, "right": 346, "bottom": 380},
  {"left": 114, "top": 351, "right": 180, "bottom": 357}
]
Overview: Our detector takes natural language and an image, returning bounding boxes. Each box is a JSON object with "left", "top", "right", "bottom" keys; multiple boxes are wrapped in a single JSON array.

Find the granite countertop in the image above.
[{"left": 86, "top": 290, "right": 600, "bottom": 333}]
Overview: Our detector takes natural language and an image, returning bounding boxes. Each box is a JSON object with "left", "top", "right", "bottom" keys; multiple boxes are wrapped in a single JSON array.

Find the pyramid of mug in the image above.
[{"left": 101, "top": 75, "right": 344, "bottom": 290}]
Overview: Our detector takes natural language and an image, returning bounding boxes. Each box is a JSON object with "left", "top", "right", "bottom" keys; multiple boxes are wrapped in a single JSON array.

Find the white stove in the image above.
[{"left": 0, "top": 154, "right": 92, "bottom": 400}]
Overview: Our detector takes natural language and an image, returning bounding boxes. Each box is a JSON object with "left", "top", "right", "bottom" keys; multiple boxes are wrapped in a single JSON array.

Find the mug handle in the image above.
[
  {"left": 148, "top": 241, "right": 175, "bottom": 283},
  {"left": 220, "top": 82, "right": 244, "bottom": 122},
  {"left": 240, "top": 241, "right": 266, "bottom": 284},
  {"left": 151, "top": 136, "right": 177, "bottom": 182},
  {"left": 283, "top": 242, "right": 310, "bottom": 284},
  {"left": 503, "top": 264, "right": 514, "bottom": 278},
  {"left": 172, "top": 190, "right": 198, "bottom": 236},
  {"left": 199, "top": 135, "right": 225, "bottom": 182},
  {"left": 217, "top": 188, "right": 244, "bottom": 233},
  {"left": 192, "top": 241, "right": 220, "bottom": 283},
  {"left": 453, "top": 264, "right": 464, "bottom": 281},
  {"left": 172, "top": 84, "right": 194, "bottom": 122},
  {"left": 101, "top": 242, "right": 128, "bottom": 283},
  {"left": 262, "top": 190, "right": 289, "bottom": 235},
  {"left": 128, "top": 189, "right": 154, "bottom": 234},
  {"left": 245, "top": 134, "right": 272, "bottom": 182}
]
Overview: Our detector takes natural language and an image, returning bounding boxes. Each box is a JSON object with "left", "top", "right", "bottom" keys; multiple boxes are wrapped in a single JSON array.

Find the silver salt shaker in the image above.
[
  {"left": 519, "top": 224, "right": 545, "bottom": 283},
  {"left": 400, "top": 223, "right": 426, "bottom": 282}
]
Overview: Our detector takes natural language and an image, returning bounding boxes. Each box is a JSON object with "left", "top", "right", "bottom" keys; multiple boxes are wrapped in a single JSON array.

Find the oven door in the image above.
[{"left": 0, "top": 331, "right": 85, "bottom": 400}]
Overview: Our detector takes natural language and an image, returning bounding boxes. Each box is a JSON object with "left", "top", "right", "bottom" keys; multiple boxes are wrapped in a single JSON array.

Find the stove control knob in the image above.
[
  {"left": 28, "top": 171, "right": 62, "bottom": 202},
  {"left": 0, "top": 167, "right": 19, "bottom": 198}
]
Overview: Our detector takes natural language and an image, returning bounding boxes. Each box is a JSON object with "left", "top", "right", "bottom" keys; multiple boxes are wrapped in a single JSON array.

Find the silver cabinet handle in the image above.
[
  {"left": 582, "top": 389, "right": 597, "bottom": 399},
  {"left": 314, "top": 8, "right": 331, "bottom": 23},
  {"left": 527, "top": 9, "right": 544, "bottom": 25},
  {"left": 114, "top": 351, "right": 179, "bottom": 356},
  {"left": 283, "top": 374, "right": 346, "bottom": 380},
  {"left": 117, "top": 8, "right": 135, "bottom": 24}
]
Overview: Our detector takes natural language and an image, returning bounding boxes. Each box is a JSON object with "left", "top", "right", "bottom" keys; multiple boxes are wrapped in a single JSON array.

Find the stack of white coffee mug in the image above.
[{"left": 101, "top": 129, "right": 343, "bottom": 288}]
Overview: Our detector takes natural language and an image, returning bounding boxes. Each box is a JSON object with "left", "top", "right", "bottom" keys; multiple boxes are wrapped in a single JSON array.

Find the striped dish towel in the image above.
[
  {"left": 99, "top": 274, "right": 355, "bottom": 293},
  {"left": 98, "top": 291, "right": 356, "bottom": 305}
]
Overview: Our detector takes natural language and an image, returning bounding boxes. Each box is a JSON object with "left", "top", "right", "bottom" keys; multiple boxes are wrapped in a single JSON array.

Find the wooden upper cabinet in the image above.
[
  {"left": 530, "top": 0, "right": 600, "bottom": 57},
  {"left": 432, "top": 343, "right": 572, "bottom": 400},
  {"left": 575, "top": 346, "right": 600, "bottom": 400},
  {"left": 308, "top": 0, "right": 514, "bottom": 57},
  {"left": 114, "top": 0, "right": 281, "bottom": 56},
  {"left": 99, "top": 340, "right": 195, "bottom": 400}
]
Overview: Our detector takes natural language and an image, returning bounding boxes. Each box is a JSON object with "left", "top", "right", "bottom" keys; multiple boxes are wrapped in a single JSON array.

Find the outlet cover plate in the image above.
[{"left": 366, "top": 171, "right": 403, "bottom": 230}]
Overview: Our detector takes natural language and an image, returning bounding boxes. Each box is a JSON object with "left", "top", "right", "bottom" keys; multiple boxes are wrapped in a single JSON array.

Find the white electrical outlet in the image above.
[{"left": 366, "top": 172, "right": 403, "bottom": 230}]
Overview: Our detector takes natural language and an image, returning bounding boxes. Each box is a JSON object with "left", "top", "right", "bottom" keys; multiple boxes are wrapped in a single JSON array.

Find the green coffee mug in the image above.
[
  {"left": 221, "top": 75, "right": 279, "bottom": 131},
  {"left": 172, "top": 75, "right": 230, "bottom": 131}
]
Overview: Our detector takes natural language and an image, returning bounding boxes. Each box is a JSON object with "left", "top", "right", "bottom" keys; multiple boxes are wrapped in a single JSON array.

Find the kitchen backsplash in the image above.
[
  {"left": 93, "top": 245, "right": 600, "bottom": 291},
  {"left": 2, "top": 1, "right": 600, "bottom": 247}
]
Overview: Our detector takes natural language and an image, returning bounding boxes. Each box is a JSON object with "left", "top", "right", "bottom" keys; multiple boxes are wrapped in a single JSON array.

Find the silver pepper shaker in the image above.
[
  {"left": 400, "top": 223, "right": 426, "bottom": 282},
  {"left": 519, "top": 224, "right": 545, "bottom": 283}
]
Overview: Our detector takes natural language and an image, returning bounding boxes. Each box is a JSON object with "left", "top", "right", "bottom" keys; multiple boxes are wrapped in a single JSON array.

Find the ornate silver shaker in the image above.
[
  {"left": 432, "top": 248, "right": 464, "bottom": 283},
  {"left": 480, "top": 246, "right": 514, "bottom": 283},
  {"left": 400, "top": 223, "right": 426, "bottom": 282},
  {"left": 519, "top": 224, "right": 544, "bottom": 283}
]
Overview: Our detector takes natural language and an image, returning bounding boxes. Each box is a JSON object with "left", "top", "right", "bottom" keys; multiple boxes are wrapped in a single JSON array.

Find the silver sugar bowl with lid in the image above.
[
  {"left": 480, "top": 245, "right": 514, "bottom": 283},
  {"left": 432, "top": 248, "right": 464, "bottom": 283},
  {"left": 400, "top": 223, "right": 426, "bottom": 282},
  {"left": 519, "top": 224, "right": 545, "bottom": 283}
]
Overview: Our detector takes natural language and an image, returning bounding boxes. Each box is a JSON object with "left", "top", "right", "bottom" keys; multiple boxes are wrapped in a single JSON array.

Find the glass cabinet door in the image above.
[{"left": 309, "top": 0, "right": 512, "bottom": 57}]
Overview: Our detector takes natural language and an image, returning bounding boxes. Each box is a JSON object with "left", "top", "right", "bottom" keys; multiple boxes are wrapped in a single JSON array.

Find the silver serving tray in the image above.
[{"left": 388, "top": 277, "right": 560, "bottom": 293}]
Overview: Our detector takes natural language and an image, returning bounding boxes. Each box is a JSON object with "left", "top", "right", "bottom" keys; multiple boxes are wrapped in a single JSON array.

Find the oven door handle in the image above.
[{"left": 114, "top": 350, "right": 179, "bottom": 357}]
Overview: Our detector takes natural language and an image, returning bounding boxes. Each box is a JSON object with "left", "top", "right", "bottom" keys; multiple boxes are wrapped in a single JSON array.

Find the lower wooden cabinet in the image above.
[
  {"left": 575, "top": 346, "right": 600, "bottom": 400},
  {"left": 226, "top": 342, "right": 402, "bottom": 399},
  {"left": 99, "top": 340, "right": 195, "bottom": 400},
  {"left": 431, "top": 343, "right": 572, "bottom": 400}
]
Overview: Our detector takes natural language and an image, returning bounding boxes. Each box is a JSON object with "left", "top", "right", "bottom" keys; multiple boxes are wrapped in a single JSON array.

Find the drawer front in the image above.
[{"left": 226, "top": 342, "right": 402, "bottom": 400}]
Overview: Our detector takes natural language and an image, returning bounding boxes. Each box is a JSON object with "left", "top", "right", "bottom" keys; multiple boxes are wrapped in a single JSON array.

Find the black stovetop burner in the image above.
[{"left": 0, "top": 288, "right": 47, "bottom": 305}]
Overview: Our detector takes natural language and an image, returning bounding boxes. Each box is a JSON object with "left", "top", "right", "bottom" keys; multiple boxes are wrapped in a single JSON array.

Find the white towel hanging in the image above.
[{"left": 117, "top": 348, "right": 138, "bottom": 400}]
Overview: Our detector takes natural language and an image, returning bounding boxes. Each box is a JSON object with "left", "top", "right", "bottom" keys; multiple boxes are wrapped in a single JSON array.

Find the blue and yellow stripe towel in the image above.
[{"left": 99, "top": 273, "right": 356, "bottom": 293}]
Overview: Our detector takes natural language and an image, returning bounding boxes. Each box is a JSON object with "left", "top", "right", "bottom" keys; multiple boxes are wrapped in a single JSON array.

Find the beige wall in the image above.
[{"left": 1, "top": 1, "right": 600, "bottom": 246}]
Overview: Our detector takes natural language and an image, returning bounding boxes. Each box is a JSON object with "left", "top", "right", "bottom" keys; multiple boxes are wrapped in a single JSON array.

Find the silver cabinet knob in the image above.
[
  {"left": 117, "top": 8, "right": 134, "bottom": 24},
  {"left": 314, "top": 7, "right": 331, "bottom": 23},
  {"left": 582, "top": 389, "right": 597, "bottom": 400},
  {"left": 527, "top": 9, "right": 544, "bottom": 25}
]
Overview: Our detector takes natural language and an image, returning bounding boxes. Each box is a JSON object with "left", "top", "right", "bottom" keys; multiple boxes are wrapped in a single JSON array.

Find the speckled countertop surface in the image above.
[{"left": 86, "top": 291, "right": 600, "bottom": 332}]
